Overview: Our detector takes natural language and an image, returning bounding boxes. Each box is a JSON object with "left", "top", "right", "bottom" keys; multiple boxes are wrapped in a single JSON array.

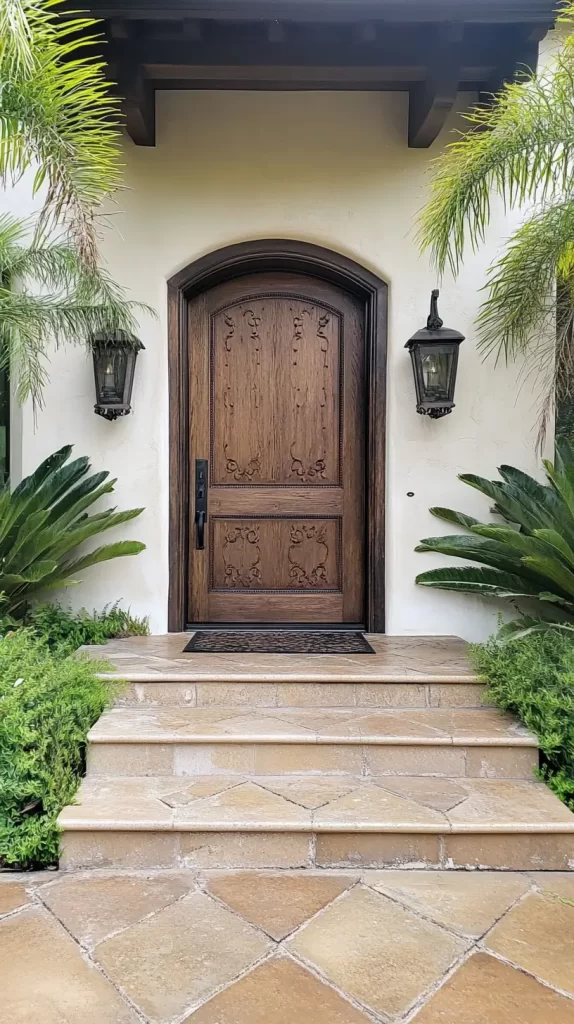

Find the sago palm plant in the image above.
[
  {"left": 418, "top": 1, "right": 574, "bottom": 439},
  {"left": 0, "top": 443, "right": 145, "bottom": 621},
  {"left": 416, "top": 438, "right": 574, "bottom": 637}
]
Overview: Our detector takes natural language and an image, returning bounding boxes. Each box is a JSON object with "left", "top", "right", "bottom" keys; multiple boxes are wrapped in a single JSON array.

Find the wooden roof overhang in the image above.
[{"left": 80, "top": 0, "right": 557, "bottom": 147}]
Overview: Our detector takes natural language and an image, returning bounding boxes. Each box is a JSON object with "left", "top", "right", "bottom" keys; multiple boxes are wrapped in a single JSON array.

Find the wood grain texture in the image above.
[
  {"left": 210, "top": 488, "right": 343, "bottom": 515},
  {"left": 211, "top": 517, "right": 341, "bottom": 591},
  {"left": 167, "top": 240, "right": 387, "bottom": 631},
  {"left": 188, "top": 271, "right": 364, "bottom": 623},
  {"left": 208, "top": 592, "right": 344, "bottom": 622}
]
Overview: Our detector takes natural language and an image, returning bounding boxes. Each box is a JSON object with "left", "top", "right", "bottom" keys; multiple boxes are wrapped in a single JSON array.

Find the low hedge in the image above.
[
  {"left": 28, "top": 602, "right": 149, "bottom": 654},
  {"left": 0, "top": 629, "right": 117, "bottom": 869},
  {"left": 471, "top": 631, "right": 574, "bottom": 808}
]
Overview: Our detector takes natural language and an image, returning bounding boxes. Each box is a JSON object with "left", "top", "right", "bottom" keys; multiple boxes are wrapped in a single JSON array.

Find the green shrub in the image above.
[
  {"left": 0, "top": 444, "right": 145, "bottom": 622},
  {"left": 29, "top": 602, "right": 149, "bottom": 654},
  {"left": 416, "top": 437, "right": 574, "bottom": 639},
  {"left": 470, "top": 631, "right": 574, "bottom": 808},
  {"left": 0, "top": 629, "right": 118, "bottom": 869}
]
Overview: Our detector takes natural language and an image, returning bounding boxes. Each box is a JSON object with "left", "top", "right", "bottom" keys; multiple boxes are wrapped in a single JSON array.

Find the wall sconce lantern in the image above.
[
  {"left": 405, "top": 290, "right": 465, "bottom": 419},
  {"left": 90, "top": 330, "right": 144, "bottom": 421}
]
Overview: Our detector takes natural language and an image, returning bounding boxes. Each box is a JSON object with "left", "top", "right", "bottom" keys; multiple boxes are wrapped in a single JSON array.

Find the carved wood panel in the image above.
[
  {"left": 187, "top": 270, "right": 367, "bottom": 624},
  {"left": 211, "top": 517, "right": 341, "bottom": 591},
  {"left": 211, "top": 296, "right": 341, "bottom": 486}
]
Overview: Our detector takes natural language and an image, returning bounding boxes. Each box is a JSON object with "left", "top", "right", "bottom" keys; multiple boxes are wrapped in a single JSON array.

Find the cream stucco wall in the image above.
[{"left": 11, "top": 87, "right": 552, "bottom": 639}]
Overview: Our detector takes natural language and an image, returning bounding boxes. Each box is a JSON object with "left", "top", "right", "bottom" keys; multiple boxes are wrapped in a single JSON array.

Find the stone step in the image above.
[
  {"left": 115, "top": 678, "right": 488, "bottom": 709},
  {"left": 58, "top": 775, "right": 574, "bottom": 871},
  {"left": 86, "top": 707, "right": 538, "bottom": 780}
]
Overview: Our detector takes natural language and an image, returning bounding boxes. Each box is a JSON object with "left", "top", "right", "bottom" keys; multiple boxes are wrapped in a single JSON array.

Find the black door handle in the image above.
[
  {"left": 195, "top": 510, "right": 206, "bottom": 549},
  {"left": 195, "top": 459, "right": 208, "bottom": 550}
]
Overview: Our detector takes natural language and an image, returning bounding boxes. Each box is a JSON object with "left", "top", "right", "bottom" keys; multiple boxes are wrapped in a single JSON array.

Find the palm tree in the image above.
[
  {"left": 0, "top": 0, "right": 151, "bottom": 404},
  {"left": 0, "top": 214, "right": 145, "bottom": 406},
  {"left": 418, "top": 2, "right": 574, "bottom": 441},
  {"left": 0, "top": 0, "right": 123, "bottom": 266}
]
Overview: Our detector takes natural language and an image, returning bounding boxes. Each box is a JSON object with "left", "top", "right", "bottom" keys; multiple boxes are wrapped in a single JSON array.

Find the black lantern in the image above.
[
  {"left": 405, "top": 290, "right": 465, "bottom": 419},
  {"left": 91, "top": 330, "right": 144, "bottom": 421}
]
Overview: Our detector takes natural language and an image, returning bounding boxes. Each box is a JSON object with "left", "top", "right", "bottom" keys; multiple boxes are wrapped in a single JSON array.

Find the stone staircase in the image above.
[{"left": 58, "top": 634, "right": 574, "bottom": 871}]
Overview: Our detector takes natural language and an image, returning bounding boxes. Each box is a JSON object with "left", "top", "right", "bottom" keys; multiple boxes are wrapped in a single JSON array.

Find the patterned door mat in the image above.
[{"left": 183, "top": 630, "right": 375, "bottom": 654}]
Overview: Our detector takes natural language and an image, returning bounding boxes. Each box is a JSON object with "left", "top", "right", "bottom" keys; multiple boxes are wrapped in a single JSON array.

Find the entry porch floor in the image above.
[
  {"left": 2, "top": 868, "right": 574, "bottom": 1023},
  {"left": 89, "top": 633, "right": 475, "bottom": 683}
]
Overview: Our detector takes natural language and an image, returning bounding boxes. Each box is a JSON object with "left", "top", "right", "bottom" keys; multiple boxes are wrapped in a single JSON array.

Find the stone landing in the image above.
[{"left": 59, "top": 635, "right": 574, "bottom": 871}]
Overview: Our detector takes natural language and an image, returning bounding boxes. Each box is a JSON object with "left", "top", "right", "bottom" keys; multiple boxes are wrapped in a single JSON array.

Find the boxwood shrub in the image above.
[
  {"left": 0, "top": 629, "right": 118, "bottom": 869},
  {"left": 471, "top": 631, "right": 574, "bottom": 808}
]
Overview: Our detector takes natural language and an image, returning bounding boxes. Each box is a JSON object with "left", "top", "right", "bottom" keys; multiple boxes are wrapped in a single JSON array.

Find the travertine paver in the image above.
[
  {"left": 184, "top": 956, "right": 372, "bottom": 1022},
  {"left": 84, "top": 633, "right": 476, "bottom": 682},
  {"left": 0, "top": 906, "right": 140, "bottom": 1024},
  {"left": 94, "top": 889, "right": 273, "bottom": 1023},
  {"left": 485, "top": 889, "right": 574, "bottom": 994},
  {"left": 41, "top": 874, "right": 194, "bottom": 946},
  {"left": 368, "top": 869, "right": 530, "bottom": 937},
  {"left": 287, "top": 885, "right": 468, "bottom": 1016},
  {"left": 0, "top": 881, "right": 29, "bottom": 915},
  {"left": 411, "top": 951, "right": 574, "bottom": 1023},
  {"left": 205, "top": 872, "right": 356, "bottom": 939},
  {"left": 1, "top": 871, "right": 573, "bottom": 1023}
]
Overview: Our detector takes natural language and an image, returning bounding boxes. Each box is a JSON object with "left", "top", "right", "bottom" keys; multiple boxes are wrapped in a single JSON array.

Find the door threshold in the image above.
[{"left": 185, "top": 622, "right": 367, "bottom": 632}]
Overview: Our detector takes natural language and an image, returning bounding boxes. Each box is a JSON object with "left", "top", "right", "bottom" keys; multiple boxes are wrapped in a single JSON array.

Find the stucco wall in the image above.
[{"left": 10, "top": 87, "right": 552, "bottom": 639}]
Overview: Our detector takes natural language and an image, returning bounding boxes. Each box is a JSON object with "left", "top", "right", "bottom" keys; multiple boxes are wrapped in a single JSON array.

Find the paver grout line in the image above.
[
  {"left": 282, "top": 946, "right": 389, "bottom": 1023},
  {"left": 169, "top": 945, "right": 279, "bottom": 1024},
  {"left": 478, "top": 947, "right": 574, "bottom": 1003},
  {"left": 360, "top": 882, "right": 478, "bottom": 944},
  {"left": 33, "top": 892, "right": 153, "bottom": 1024},
  {"left": 401, "top": 942, "right": 480, "bottom": 1023}
]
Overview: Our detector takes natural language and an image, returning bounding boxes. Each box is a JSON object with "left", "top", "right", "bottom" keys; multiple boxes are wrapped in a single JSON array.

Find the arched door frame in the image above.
[{"left": 167, "top": 239, "right": 387, "bottom": 632}]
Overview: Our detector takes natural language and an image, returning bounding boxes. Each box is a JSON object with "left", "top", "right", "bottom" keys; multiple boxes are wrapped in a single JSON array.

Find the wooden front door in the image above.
[{"left": 187, "top": 271, "right": 366, "bottom": 624}]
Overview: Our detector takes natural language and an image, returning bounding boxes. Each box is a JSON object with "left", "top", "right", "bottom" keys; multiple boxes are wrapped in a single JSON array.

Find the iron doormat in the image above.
[{"left": 183, "top": 630, "right": 375, "bottom": 654}]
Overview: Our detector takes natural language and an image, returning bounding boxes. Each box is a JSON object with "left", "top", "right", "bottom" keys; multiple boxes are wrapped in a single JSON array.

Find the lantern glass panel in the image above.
[
  {"left": 419, "top": 345, "right": 455, "bottom": 402},
  {"left": 95, "top": 347, "right": 129, "bottom": 405}
]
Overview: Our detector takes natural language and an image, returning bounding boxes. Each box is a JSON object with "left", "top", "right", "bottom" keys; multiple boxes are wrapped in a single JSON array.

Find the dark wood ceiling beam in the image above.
[
  {"left": 408, "top": 23, "right": 462, "bottom": 147},
  {"left": 80, "top": 1, "right": 557, "bottom": 24},
  {"left": 118, "top": 65, "right": 156, "bottom": 145},
  {"left": 106, "top": 36, "right": 519, "bottom": 71}
]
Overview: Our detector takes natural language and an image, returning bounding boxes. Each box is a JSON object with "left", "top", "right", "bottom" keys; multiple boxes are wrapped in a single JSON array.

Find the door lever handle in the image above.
[
  {"left": 195, "top": 459, "right": 208, "bottom": 550},
  {"left": 195, "top": 510, "right": 206, "bottom": 550}
]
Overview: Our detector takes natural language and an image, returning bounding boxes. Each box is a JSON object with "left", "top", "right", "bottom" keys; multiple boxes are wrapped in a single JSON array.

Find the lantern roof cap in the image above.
[
  {"left": 89, "top": 329, "right": 145, "bottom": 351},
  {"left": 405, "top": 289, "right": 465, "bottom": 348}
]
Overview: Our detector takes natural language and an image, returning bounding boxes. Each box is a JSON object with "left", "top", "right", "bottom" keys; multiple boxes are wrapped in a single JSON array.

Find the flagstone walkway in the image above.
[{"left": 1, "top": 868, "right": 573, "bottom": 1023}]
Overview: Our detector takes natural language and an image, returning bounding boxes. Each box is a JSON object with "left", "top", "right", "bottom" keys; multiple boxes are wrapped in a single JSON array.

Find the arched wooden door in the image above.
[{"left": 186, "top": 270, "right": 366, "bottom": 624}]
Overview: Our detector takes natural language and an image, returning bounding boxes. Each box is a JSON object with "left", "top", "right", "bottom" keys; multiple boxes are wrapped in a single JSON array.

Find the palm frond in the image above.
[
  {"left": 415, "top": 440, "right": 574, "bottom": 634},
  {"left": 418, "top": 24, "right": 574, "bottom": 276},
  {"left": 0, "top": 0, "right": 123, "bottom": 265},
  {"left": 0, "top": 445, "right": 145, "bottom": 619},
  {"left": 0, "top": 213, "right": 154, "bottom": 406}
]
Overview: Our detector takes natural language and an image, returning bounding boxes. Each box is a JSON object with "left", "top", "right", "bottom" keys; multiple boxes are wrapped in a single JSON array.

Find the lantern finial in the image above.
[{"left": 427, "top": 289, "right": 443, "bottom": 330}]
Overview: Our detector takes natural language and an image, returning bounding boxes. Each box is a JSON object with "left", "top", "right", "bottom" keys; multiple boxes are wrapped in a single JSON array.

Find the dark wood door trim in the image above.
[{"left": 168, "top": 239, "right": 387, "bottom": 632}]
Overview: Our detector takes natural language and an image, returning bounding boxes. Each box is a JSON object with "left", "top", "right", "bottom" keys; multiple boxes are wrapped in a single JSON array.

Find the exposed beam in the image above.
[
  {"left": 183, "top": 18, "right": 202, "bottom": 39},
  {"left": 352, "top": 21, "right": 377, "bottom": 44},
  {"left": 408, "top": 23, "right": 462, "bottom": 147},
  {"left": 80, "top": 1, "right": 557, "bottom": 25},
  {"left": 106, "top": 34, "right": 519, "bottom": 72},
  {"left": 118, "top": 65, "right": 156, "bottom": 145},
  {"left": 266, "top": 20, "right": 286, "bottom": 42}
]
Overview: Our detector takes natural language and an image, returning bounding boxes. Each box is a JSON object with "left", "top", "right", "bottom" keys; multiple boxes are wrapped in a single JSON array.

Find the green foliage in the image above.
[
  {"left": 0, "top": 628, "right": 117, "bottom": 868},
  {"left": 0, "top": 213, "right": 152, "bottom": 405},
  {"left": 0, "top": 0, "right": 123, "bottom": 266},
  {"left": 471, "top": 631, "right": 574, "bottom": 808},
  {"left": 416, "top": 437, "right": 574, "bottom": 638},
  {"left": 29, "top": 602, "right": 149, "bottom": 653},
  {"left": 417, "top": 1, "right": 574, "bottom": 438},
  {"left": 0, "top": 444, "right": 145, "bottom": 622}
]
